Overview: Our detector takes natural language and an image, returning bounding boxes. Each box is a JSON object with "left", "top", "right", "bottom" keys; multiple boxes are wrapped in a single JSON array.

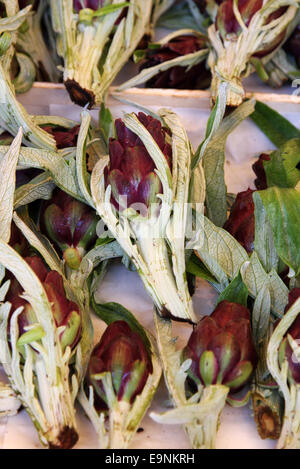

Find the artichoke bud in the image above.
[
  {"left": 41, "top": 188, "right": 99, "bottom": 270},
  {"left": 183, "top": 300, "right": 257, "bottom": 393},
  {"left": 6, "top": 256, "right": 82, "bottom": 351},
  {"left": 107, "top": 113, "right": 172, "bottom": 214},
  {"left": 88, "top": 321, "right": 152, "bottom": 410}
]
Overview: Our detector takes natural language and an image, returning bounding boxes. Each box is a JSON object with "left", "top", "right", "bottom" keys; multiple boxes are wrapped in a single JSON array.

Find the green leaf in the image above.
[
  {"left": 91, "top": 298, "right": 151, "bottom": 353},
  {"left": 263, "top": 139, "right": 300, "bottom": 189},
  {"left": 99, "top": 103, "right": 116, "bottom": 147},
  {"left": 201, "top": 99, "right": 255, "bottom": 227},
  {"left": 186, "top": 252, "right": 218, "bottom": 284},
  {"left": 253, "top": 191, "right": 279, "bottom": 273},
  {"left": 0, "top": 32, "right": 12, "bottom": 57},
  {"left": 256, "top": 187, "right": 300, "bottom": 276},
  {"left": 133, "top": 49, "right": 146, "bottom": 64},
  {"left": 93, "top": 2, "right": 130, "bottom": 17},
  {"left": 157, "top": 1, "right": 207, "bottom": 32},
  {"left": 252, "top": 284, "right": 271, "bottom": 348},
  {"left": 250, "top": 101, "right": 300, "bottom": 148},
  {"left": 14, "top": 172, "right": 55, "bottom": 209},
  {"left": 216, "top": 272, "right": 248, "bottom": 307},
  {"left": 250, "top": 57, "right": 269, "bottom": 82}
]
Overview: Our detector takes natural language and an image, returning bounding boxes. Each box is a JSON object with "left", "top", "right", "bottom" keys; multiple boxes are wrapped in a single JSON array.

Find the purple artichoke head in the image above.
[
  {"left": 139, "top": 35, "right": 211, "bottom": 90},
  {"left": 107, "top": 112, "right": 172, "bottom": 214},
  {"left": 6, "top": 256, "right": 82, "bottom": 351},
  {"left": 216, "top": 0, "right": 263, "bottom": 39},
  {"left": 252, "top": 153, "right": 271, "bottom": 190},
  {"left": 216, "top": 0, "right": 286, "bottom": 56},
  {"left": 41, "top": 125, "right": 80, "bottom": 150},
  {"left": 73, "top": 0, "right": 104, "bottom": 12},
  {"left": 41, "top": 189, "right": 99, "bottom": 270},
  {"left": 223, "top": 188, "right": 255, "bottom": 254},
  {"left": 88, "top": 320, "right": 153, "bottom": 410},
  {"left": 182, "top": 300, "right": 257, "bottom": 392}
]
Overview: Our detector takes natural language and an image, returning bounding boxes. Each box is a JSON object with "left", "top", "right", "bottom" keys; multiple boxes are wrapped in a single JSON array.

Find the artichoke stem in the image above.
[{"left": 252, "top": 389, "right": 283, "bottom": 440}]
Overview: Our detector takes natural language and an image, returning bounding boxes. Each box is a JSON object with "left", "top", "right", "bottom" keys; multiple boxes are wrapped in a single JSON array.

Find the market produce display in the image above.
[{"left": 0, "top": 0, "right": 299, "bottom": 451}]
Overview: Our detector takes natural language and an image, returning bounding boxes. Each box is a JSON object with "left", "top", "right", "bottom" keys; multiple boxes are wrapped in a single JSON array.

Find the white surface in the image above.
[{"left": 1, "top": 90, "right": 296, "bottom": 449}]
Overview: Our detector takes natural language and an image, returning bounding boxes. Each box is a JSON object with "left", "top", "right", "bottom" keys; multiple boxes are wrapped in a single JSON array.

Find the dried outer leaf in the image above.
[
  {"left": 161, "top": 108, "right": 195, "bottom": 323},
  {"left": 12, "top": 210, "right": 63, "bottom": 277},
  {"left": 251, "top": 385, "right": 283, "bottom": 440},
  {"left": 0, "top": 381, "right": 21, "bottom": 418},
  {"left": 241, "top": 252, "right": 288, "bottom": 318},
  {"left": 189, "top": 213, "right": 249, "bottom": 280},
  {"left": 4, "top": 145, "right": 84, "bottom": 202},
  {"left": 75, "top": 110, "right": 94, "bottom": 208},
  {"left": 189, "top": 213, "right": 288, "bottom": 316},
  {"left": 0, "top": 61, "right": 56, "bottom": 150},
  {"left": 0, "top": 128, "right": 22, "bottom": 242},
  {"left": 13, "top": 52, "right": 36, "bottom": 95},
  {"left": 192, "top": 81, "right": 227, "bottom": 170},
  {"left": 267, "top": 297, "right": 300, "bottom": 448},
  {"left": 202, "top": 99, "right": 255, "bottom": 227},
  {"left": 14, "top": 172, "right": 55, "bottom": 209},
  {"left": 0, "top": 5, "right": 31, "bottom": 34},
  {"left": 251, "top": 320, "right": 283, "bottom": 440},
  {"left": 16, "top": 1, "right": 61, "bottom": 83}
]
